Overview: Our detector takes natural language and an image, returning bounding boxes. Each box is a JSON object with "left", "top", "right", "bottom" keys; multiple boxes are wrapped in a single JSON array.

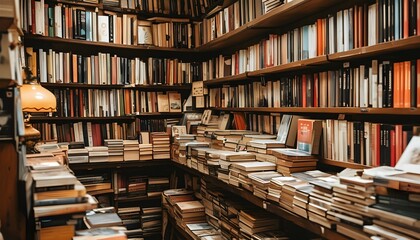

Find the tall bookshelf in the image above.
[{"left": 18, "top": 0, "right": 420, "bottom": 239}]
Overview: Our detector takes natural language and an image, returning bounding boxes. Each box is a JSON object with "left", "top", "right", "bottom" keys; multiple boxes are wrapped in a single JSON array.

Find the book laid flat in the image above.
[
  {"left": 34, "top": 194, "right": 98, "bottom": 218},
  {"left": 32, "top": 169, "right": 78, "bottom": 188}
]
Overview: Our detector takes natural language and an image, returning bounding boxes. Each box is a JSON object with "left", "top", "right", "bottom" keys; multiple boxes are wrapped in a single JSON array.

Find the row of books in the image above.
[
  {"left": 207, "top": 59, "right": 420, "bottom": 108},
  {"left": 113, "top": 174, "right": 169, "bottom": 196},
  {"left": 28, "top": 48, "right": 196, "bottom": 85},
  {"left": 322, "top": 120, "right": 419, "bottom": 167},
  {"left": 34, "top": 120, "right": 176, "bottom": 145},
  {"left": 49, "top": 88, "right": 182, "bottom": 118}
]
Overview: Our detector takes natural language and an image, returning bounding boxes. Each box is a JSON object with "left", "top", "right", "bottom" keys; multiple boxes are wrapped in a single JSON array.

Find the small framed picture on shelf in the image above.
[{"left": 138, "top": 20, "right": 153, "bottom": 45}]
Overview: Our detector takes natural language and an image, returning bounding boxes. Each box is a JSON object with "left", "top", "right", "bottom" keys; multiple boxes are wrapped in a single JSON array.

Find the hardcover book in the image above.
[{"left": 296, "top": 119, "right": 323, "bottom": 155}]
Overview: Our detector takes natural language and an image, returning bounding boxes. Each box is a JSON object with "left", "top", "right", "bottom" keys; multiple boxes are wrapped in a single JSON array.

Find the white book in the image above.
[
  {"left": 371, "top": 60, "right": 378, "bottom": 108},
  {"left": 35, "top": 0, "right": 44, "bottom": 35},
  {"left": 343, "top": 9, "right": 349, "bottom": 51},
  {"left": 368, "top": 4, "right": 377, "bottom": 46},
  {"left": 354, "top": 68, "right": 359, "bottom": 107},
  {"left": 336, "top": 10, "right": 343, "bottom": 52},
  {"left": 92, "top": 12, "right": 97, "bottom": 42},
  {"left": 54, "top": 6, "right": 62, "bottom": 38},
  {"left": 97, "top": 15, "right": 109, "bottom": 42},
  {"left": 377, "top": 63, "right": 383, "bottom": 108}
]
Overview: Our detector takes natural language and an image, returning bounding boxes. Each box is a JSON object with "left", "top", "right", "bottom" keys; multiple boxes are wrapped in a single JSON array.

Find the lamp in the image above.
[{"left": 20, "top": 67, "right": 56, "bottom": 152}]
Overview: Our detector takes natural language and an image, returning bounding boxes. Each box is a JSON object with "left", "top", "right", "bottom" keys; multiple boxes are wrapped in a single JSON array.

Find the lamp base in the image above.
[{"left": 24, "top": 124, "right": 41, "bottom": 154}]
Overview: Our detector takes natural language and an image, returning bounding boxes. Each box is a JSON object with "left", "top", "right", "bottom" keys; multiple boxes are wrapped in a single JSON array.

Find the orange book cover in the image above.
[
  {"left": 403, "top": 0, "right": 409, "bottom": 38},
  {"left": 393, "top": 62, "right": 400, "bottom": 107},
  {"left": 390, "top": 128, "right": 396, "bottom": 167},
  {"left": 317, "top": 19, "right": 322, "bottom": 56},
  {"left": 403, "top": 61, "right": 411, "bottom": 108},
  {"left": 296, "top": 119, "right": 322, "bottom": 155},
  {"left": 72, "top": 54, "right": 78, "bottom": 83},
  {"left": 417, "top": 59, "right": 420, "bottom": 107},
  {"left": 111, "top": 55, "right": 117, "bottom": 85},
  {"left": 418, "top": 0, "right": 420, "bottom": 36},
  {"left": 124, "top": 89, "right": 131, "bottom": 115},
  {"left": 353, "top": 5, "right": 358, "bottom": 48}
]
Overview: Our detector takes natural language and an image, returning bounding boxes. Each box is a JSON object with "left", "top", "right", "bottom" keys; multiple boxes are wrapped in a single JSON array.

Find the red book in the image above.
[
  {"left": 417, "top": 0, "right": 420, "bottom": 36},
  {"left": 390, "top": 129, "right": 396, "bottom": 167},
  {"left": 403, "top": 61, "right": 411, "bottom": 108},
  {"left": 395, "top": 124, "right": 403, "bottom": 163},
  {"left": 417, "top": 59, "right": 420, "bottom": 107},
  {"left": 302, "top": 74, "right": 307, "bottom": 107}
]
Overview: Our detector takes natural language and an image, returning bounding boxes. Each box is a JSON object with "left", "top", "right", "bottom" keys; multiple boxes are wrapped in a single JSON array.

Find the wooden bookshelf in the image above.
[
  {"left": 319, "top": 159, "right": 370, "bottom": 169},
  {"left": 69, "top": 160, "right": 169, "bottom": 171},
  {"left": 172, "top": 161, "right": 348, "bottom": 240},
  {"left": 203, "top": 73, "right": 249, "bottom": 86},
  {"left": 210, "top": 107, "right": 420, "bottom": 116},
  {"left": 24, "top": 34, "right": 201, "bottom": 60},
  {"left": 114, "top": 194, "right": 161, "bottom": 202},
  {"left": 197, "top": 0, "right": 344, "bottom": 53},
  {"left": 30, "top": 116, "right": 136, "bottom": 122},
  {"left": 41, "top": 82, "right": 192, "bottom": 91}
]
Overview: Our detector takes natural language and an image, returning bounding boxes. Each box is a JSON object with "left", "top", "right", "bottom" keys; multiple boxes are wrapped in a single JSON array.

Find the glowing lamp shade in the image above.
[{"left": 21, "top": 83, "right": 56, "bottom": 112}]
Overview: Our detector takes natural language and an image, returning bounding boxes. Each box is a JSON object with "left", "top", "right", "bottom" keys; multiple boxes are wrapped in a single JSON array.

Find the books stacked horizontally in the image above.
[
  {"left": 151, "top": 132, "right": 171, "bottom": 160},
  {"left": 127, "top": 175, "right": 147, "bottom": 196},
  {"left": 68, "top": 142, "right": 89, "bottom": 164},
  {"left": 217, "top": 151, "right": 256, "bottom": 184},
  {"left": 279, "top": 179, "right": 313, "bottom": 219},
  {"left": 182, "top": 142, "right": 209, "bottom": 166},
  {"left": 174, "top": 201, "right": 206, "bottom": 226},
  {"left": 362, "top": 164, "right": 420, "bottom": 240},
  {"left": 140, "top": 207, "right": 162, "bottom": 236},
  {"left": 305, "top": 174, "right": 339, "bottom": 229},
  {"left": 267, "top": 176, "right": 301, "bottom": 203},
  {"left": 238, "top": 209, "right": 279, "bottom": 238},
  {"left": 327, "top": 175, "right": 375, "bottom": 239},
  {"left": 104, "top": 139, "right": 124, "bottom": 162},
  {"left": 269, "top": 148, "right": 318, "bottom": 176},
  {"left": 139, "top": 132, "right": 153, "bottom": 161},
  {"left": 190, "top": 147, "right": 207, "bottom": 170},
  {"left": 86, "top": 146, "right": 109, "bottom": 162},
  {"left": 162, "top": 188, "right": 195, "bottom": 217},
  {"left": 248, "top": 171, "right": 283, "bottom": 200},
  {"left": 123, "top": 140, "right": 140, "bottom": 161},
  {"left": 147, "top": 177, "right": 170, "bottom": 197},
  {"left": 229, "top": 161, "right": 276, "bottom": 191},
  {"left": 76, "top": 173, "right": 112, "bottom": 194},
  {"left": 85, "top": 208, "right": 123, "bottom": 229},
  {"left": 117, "top": 206, "right": 141, "bottom": 231},
  {"left": 204, "top": 148, "right": 223, "bottom": 177},
  {"left": 30, "top": 161, "right": 97, "bottom": 240},
  {"left": 73, "top": 227, "right": 127, "bottom": 240},
  {"left": 186, "top": 223, "right": 223, "bottom": 240},
  {"left": 171, "top": 134, "right": 196, "bottom": 163}
]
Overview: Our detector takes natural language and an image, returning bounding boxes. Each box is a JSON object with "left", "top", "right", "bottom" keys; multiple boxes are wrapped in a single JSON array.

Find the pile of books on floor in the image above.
[
  {"left": 86, "top": 146, "right": 109, "bottom": 162},
  {"left": 29, "top": 155, "right": 97, "bottom": 240},
  {"left": 105, "top": 139, "right": 124, "bottom": 161},
  {"left": 151, "top": 132, "right": 171, "bottom": 160},
  {"left": 147, "top": 177, "right": 170, "bottom": 197}
]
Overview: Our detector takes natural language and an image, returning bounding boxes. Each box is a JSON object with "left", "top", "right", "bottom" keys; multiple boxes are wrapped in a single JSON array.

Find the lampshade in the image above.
[{"left": 20, "top": 83, "right": 56, "bottom": 112}]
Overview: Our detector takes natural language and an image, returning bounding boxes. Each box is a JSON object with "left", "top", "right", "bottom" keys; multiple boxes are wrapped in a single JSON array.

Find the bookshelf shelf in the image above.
[
  {"left": 69, "top": 160, "right": 169, "bottom": 171},
  {"left": 210, "top": 107, "right": 420, "bottom": 116},
  {"left": 30, "top": 116, "right": 136, "bottom": 122},
  {"left": 24, "top": 34, "right": 201, "bottom": 59},
  {"left": 46, "top": 0, "right": 101, "bottom": 8},
  {"left": 203, "top": 73, "right": 249, "bottom": 86},
  {"left": 319, "top": 159, "right": 369, "bottom": 169},
  {"left": 114, "top": 194, "right": 161, "bottom": 202},
  {"left": 172, "top": 161, "right": 348, "bottom": 240},
  {"left": 197, "top": 0, "right": 344, "bottom": 53},
  {"left": 41, "top": 82, "right": 192, "bottom": 91}
]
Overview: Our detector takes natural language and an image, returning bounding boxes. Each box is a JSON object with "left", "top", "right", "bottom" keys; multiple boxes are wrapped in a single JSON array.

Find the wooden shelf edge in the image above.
[
  {"left": 320, "top": 159, "right": 370, "bottom": 169},
  {"left": 210, "top": 107, "right": 420, "bottom": 115},
  {"left": 30, "top": 113, "right": 183, "bottom": 121},
  {"left": 69, "top": 160, "right": 170, "bottom": 170},
  {"left": 203, "top": 73, "right": 249, "bottom": 86},
  {"left": 114, "top": 194, "right": 161, "bottom": 202},
  {"left": 41, "top": 82, "right": 192, "bottom": 90}
]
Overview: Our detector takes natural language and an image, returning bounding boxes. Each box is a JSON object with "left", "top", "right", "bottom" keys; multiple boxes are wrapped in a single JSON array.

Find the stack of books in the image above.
[
  {"left": 147, "top": 177, "right": 170, "bottom": 197},
  {"left": 186, "top": 223, "right": 222, "bottom": 239},
  {"left": 204, "top": 148, "right": 223, "bottom": 176},
  {"left": 139, "top": 143, "right": 153, "bottom": 160},
  {"left": 30, "top": 161, "right": 97, "bottom": 239},
  {"left": 190, "top": 147, "right": 210, "bottom": 173},
  {"left": 200, "top": 180, "right": 222, "bottom": 230},
  {"left": 279, "top": 179, "right": 312, "bottom": 218},
  {"left": 85, "top": 209, "right": 123, "bottom": 229},
  {"left": 174, "top": 200, "right": 206, "bottom": 226},
  {"left": 127, "top": 175, "right": 147, "bottom": 196},
  {"left": 123, "top": 140, "right": 140, "bottom": 161},
  {"left": 267, "top": 176, "right": 301, "bottom": 203},
  {"left": 217, "top": 151, "right": 256, "bottom": 184},
  {"left": 117, "top": 206, "right": 141, "bottom": 230},
  {"left": 140, "top": 207, "right": 162, "bottom": 236},
  {"left": 68, "top": 142, "right": 88, "bottom": 164},
  {"left": 306, "top": 175, "right": 339, "bottom": 229},
  {"left": 162, "top": 189, "right": 195, "bottom": 217},
  {"left": 269, "top": 148, "right": 318, "bottom": 175},
  {"left": 229, "top": 161, "right": 276, "bottom": 191},
  {"left": 182, "top": 142, "right": 209, "bottom": 166},
  {"left": 247, "top": 138, "right": 285, "bottom": 154},
  {"left": 238, "top": 209, "right": 279, "bottom": 238},
  {"left": 328, "top": 176, "right": 375, "bottom": 239},
  {"left": 362, "top": 164, "right": 420, "bottom": 240},
  {"left": 171, "top": 134, "right": 196, "bottom": 163},
  {"left": 248, "top": 171, "right": 283, "bottom": 200},
  {"left": 104, "top": 139, "right": 124, "bottom": 162},
  {"left": 76, "top": 173, "right": 112, "bottom": 194},
  {"left": 151, "top": 132, "right": 171, "bottom": 160},
  {"left": 86, "top": 146, "right": 109, "bottom": 163}
]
